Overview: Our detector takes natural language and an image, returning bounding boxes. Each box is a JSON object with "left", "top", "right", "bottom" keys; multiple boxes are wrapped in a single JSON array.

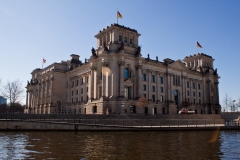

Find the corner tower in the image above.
[{"left": 94, "top": 23, "right": 141, "bottom": 55}]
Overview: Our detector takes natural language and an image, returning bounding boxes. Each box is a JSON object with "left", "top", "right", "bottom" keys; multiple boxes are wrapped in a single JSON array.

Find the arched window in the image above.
[
  {"left": 130, "top": 38, "right": 133, "bottom": 44},
  {"left": 124, "top": 68, "right": 131, "bottom": 79},
  {"left": 119, "top": 35, "right": 122, "bottom": 41}
]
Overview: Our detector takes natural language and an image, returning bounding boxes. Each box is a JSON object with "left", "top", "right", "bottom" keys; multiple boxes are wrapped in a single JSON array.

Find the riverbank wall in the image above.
[{"left": 0, "top": 113, "right": 239, "bottom": 131}]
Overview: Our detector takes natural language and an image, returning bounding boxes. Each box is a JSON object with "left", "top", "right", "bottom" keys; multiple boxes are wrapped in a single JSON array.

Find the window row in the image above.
[
  {"left": 187, "top": 82, "right": 201, "bottom": 89},
  {"left": 143, "top": 94, "right": 164, "bottom": 103},
  {"left": 186, "top": 98, "right": 202, "bottom": 105},
  {"left": 71, "top": 87, "right": 88, "bottom": 96},
  {"left": 143, "top": 85, "right": 164, "bottom": 93},
  {"left": 187, "top": 91, "right": 201, "bottom": 97},
  {"left": 71, "top": 77, "right": 89, "bottom": 88},
  {"left": 119, "top": 35, "right": 134, "bottom": 44},
  {"left": 142, "top": 74, "right": 164, "bottom": 83},
  {"left": 72, "top": 96, "right": 88, "bottom": 103}
]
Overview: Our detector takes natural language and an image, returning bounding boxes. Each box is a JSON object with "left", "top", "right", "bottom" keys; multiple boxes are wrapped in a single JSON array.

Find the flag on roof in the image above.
[
  {"left": 43, "top": 58, "right": 46, "bottom": 63},
  {"left": 117, "top": 11, "right": 122, "bottom": 19},
  {"left": 196, "top": 41, "right": 202, "bottom": 48}
]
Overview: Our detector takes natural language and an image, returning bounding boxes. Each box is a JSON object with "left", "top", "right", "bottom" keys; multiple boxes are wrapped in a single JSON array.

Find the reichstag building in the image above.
[{"left": 25, "top": 24, "right": 221, "bottom": 115}]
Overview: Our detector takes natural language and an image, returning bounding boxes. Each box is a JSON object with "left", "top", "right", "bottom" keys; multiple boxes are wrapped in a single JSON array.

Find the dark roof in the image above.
[
  {"left": 70, "top": 59, "right": 81, "bottom": 64},
  {"left": 99, "top": 23, "right": 138, "bottom": 33},
  {"left": 185, "top": 53, "right": 212, "bottom": 59}
]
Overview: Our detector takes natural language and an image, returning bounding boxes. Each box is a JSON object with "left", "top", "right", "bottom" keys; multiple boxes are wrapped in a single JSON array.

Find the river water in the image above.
[{"left": 0, "top": 130, "right": 239, "bottom": 160}]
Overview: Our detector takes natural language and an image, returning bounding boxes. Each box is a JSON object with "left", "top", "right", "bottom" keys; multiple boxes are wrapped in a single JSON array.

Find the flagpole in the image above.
[{"left": 117, "top": 9, "right": 118, "bottom": 24}]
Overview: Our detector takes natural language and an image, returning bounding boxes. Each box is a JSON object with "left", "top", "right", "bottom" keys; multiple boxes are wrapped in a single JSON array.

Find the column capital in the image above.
[
  {"left": 135, "top": 65, "right": 142, "bottom": 70},
  {"left": 118, "top": 61, "right": 125, "bottom": 66}
]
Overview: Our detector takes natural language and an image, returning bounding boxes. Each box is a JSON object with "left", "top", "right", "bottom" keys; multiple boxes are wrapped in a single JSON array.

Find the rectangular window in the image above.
[
  {"left": 193, "top": 83, "right": 195, "bottom": 89},
  {"left": 173, "top": 75, "right": 180, "bottom": 86},
  {"left": 199, "top": 92, "right": 201, "bottom": 97},
  {"left": 86, "top": 96, "right": 88, "bottom": 102},
  {"left": 72, "top": 81, "right": 74, "bottom": 88},
  {"left": 87, "top": 87, "right": 88, "bottom": 92},
  {"left": 152, "top": 75, "right": 155, "bottom": 82},
  {"left": 152, "top": 95, "right": 155, "bottom": 102},
  {"left": 143, "top": 94, "right": 146, "bottom": 98},
  {"left": 93, "top": 106, "right": 97, "bottom": 113},
  {"left": 81, "top": 96, "right": 83, "bottom": 102},
  {"left": 152, "top": 86, "right": 155, "bottom": 92},
  {"left": 142, "top": 74, "right": 146, "bottom": 81},
  {"left": 160, "top": 77, "right": 163, "bottom": 84},
  {"left": 76, "top": 97, "right": 78, "bottom": 102},
  {"left": 76, "top": 80, "right": 78, "bottom": 86},
  {"left": 160, "top": 95, "right": 164, "bottom": 103},
  {"left": 81, "top": 78, "right": 84, "bottom": 85},
  {"left": 193, "top": 91, "right": 195, "bottom": 97},
  {"left": 86, "top": 77, "right": 89, "bottom": 83},
  {"left": 193, "top": 99, "right": 195, "bottom": 104},
  {"left": 199, "top": 99, "right": 201, "bottom": 105},
  {"left": 160, "top": 87, "right": 163, "bottom": 93},
  {"left": 187, "top": 82, "right": 189, "bottom": 88},
  {"left": 72, "top": 91, "right": 74, "bottom": 96},
  {"left": 72, "top": 98, "right": 73, "bottom": 103},
  {"left": 143, "top": 85, "right": 146, "bottom": 91},
  {"left": 198, "top": 84, "right": 201, "bottom": 89},
  {"left": 76, "top": 90, "right": 78, "bottom": 95},
  {"left": 81, "top": 88, "right": 83, "bottom": 94},
  {"left": 187, "top": 91, "right": 190, "bottom": 96}
]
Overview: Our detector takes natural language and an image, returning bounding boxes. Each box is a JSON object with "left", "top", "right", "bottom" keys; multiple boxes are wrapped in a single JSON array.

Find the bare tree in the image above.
[
  {"left": 1, "top": 79, "right": 24, "bottom": 109},
  {"left": 222, "top": 94, "right": 232, "bottom": 112},
  {"left": 136, "top": 97, "right": 148, "bottom": 107}
]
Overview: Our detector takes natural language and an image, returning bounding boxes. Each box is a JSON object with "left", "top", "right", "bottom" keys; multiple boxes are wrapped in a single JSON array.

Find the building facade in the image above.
[
  {"left": 0, "top": 96, "right": 7, "bottom": 105},
  {"left": 24, "top": 24, "right": 221, "bottom": 115}
]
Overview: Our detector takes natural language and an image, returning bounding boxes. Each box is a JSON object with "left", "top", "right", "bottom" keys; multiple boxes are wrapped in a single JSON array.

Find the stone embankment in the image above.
[{"left": 0, "top": 113, "right": 239, "bottom": 131}]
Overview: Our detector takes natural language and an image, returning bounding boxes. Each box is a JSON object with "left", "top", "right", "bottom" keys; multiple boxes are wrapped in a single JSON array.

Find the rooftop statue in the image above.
[{"left": 91, "top": 47, "right": 97, "bottom": 57}]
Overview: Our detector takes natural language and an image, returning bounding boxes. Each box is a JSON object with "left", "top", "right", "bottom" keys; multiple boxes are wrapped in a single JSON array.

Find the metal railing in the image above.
[{"left": 1, "top": 117, "right": 239, "bottom": 128}]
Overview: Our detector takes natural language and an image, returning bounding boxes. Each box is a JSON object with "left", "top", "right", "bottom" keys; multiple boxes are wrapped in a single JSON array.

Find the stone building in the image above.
[{"left": 24, "top": 24, "right": 221, "bottom": 115}]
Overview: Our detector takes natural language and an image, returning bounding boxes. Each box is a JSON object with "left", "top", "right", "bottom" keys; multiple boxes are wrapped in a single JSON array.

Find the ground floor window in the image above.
[
  {"left": 93, "top": 106, "right": 97, "bottom": 113},
  {"left": 124, "top": 86, "right": 131, "bottom": 99}
]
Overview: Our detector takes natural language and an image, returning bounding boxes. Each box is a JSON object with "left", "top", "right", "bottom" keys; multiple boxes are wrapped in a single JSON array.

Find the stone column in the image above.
[
  {"left": 102, "top": 62, "right": 108, "bottom": 98},
  {"left": 182, "top": 76, "right": 186, "bottom": 102},
  {"left": 156, "top": 73, "right": 159, "bottom": 101},
  {"left": 26, "top": 91, "right": 29, "bottom": 110},
  {"left": 136, "top": 65, "right": 142, "bottom": 98},
  {"left": 94, "top": 71, "right": 97, "bottom": 99},
  {"left": 90, "top": 69, "right": 94, "bottom": 100},
  {"left": 119, "top": 61, "right": 125, "bottom": 97},
  {"left": 148, "top": 70, "right": 151, "bottom": 101}
]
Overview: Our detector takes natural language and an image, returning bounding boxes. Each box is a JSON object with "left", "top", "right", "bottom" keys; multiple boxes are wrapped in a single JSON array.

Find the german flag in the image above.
[
  {"left": 117, "top": 11, "right": 122, "bottom": 19},
  {"left": 196, "top": 41, "right": 202, "bottom": 48}
]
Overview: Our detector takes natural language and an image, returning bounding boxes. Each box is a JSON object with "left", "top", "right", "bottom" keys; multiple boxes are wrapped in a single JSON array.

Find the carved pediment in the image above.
[
  {"left": 168, "top": 60, "right": 188, "bottom": 71},
  {"left": 124, "top": 78, "right": 134, "bottom": 86}
]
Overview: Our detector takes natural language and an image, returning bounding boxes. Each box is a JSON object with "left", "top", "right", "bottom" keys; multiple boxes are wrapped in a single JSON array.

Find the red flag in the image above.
[
  {"left": 43, "top": 58, "right": 46, "bottom": 63},
  {"left": 196, "top": 41, "right": 202, "bottom": 48}
]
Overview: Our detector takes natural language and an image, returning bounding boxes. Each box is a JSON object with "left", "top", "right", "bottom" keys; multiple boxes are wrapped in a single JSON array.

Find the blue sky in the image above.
[{"left": 0, "top": 0, "right": 240, "bottom": 109}]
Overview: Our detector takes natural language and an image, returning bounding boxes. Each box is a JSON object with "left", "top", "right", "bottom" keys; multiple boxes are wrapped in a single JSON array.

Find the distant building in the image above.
[
  {"left": 0, "top": 96, "right": 7, "bottom": 105},
  {"left": 25, "top": 24, "right": 221, "bottom": 115}
]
